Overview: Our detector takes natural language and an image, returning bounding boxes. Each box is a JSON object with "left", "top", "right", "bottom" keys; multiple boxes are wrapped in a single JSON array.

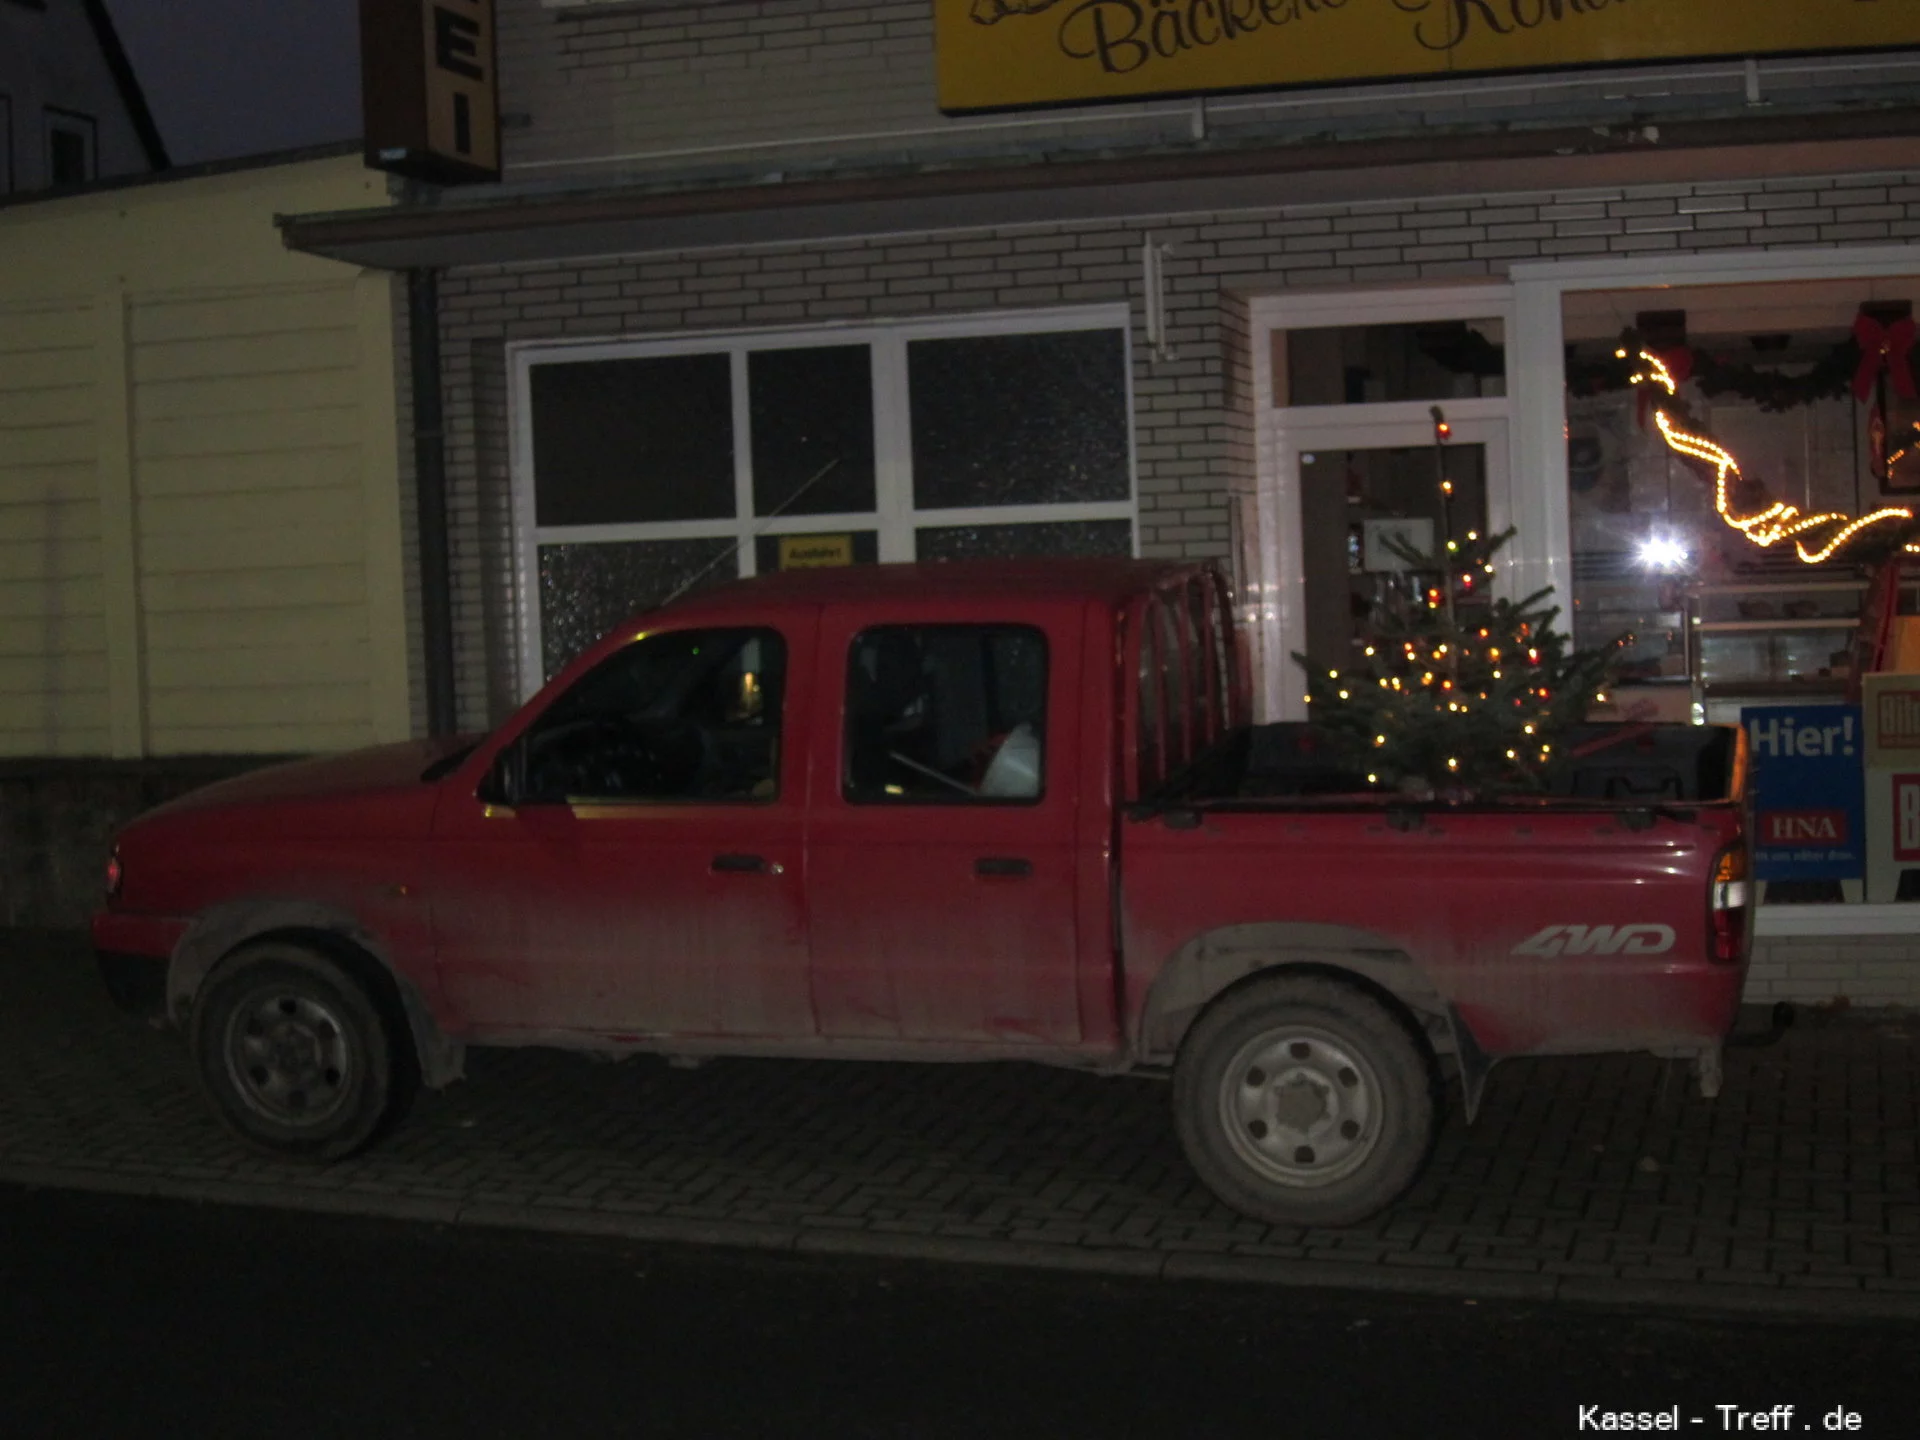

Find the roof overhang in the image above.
[{"left": 278, "top": 107, "right": 1920, "bottom": 272}]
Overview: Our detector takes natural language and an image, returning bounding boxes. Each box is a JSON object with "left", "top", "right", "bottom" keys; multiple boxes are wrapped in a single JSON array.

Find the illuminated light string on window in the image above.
[{"left": 1629, "top": 348, "right": 1920, "bottom": 563}]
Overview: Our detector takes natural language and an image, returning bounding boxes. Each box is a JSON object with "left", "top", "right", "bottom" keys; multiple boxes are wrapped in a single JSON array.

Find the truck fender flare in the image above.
[
  {"left": 1136, "top": 922, "right": 1494, "bottom": 1120},
  {"left": 166, "top": 897, "right": 464, "bottom": 1090}
]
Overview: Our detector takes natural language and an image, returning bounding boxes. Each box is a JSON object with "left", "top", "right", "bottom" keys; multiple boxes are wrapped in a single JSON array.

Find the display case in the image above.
[
  {"left": 1686, "top": 580, "right": 1864, "bottom": 704},
  {"left": 1574, "top": 578, "right": 1690, "bottom": 680}
]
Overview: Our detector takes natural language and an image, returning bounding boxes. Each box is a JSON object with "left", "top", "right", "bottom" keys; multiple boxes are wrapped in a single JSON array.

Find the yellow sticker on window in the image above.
[{"left": 779, "top": 534, "right": 854, "bottom": 569}]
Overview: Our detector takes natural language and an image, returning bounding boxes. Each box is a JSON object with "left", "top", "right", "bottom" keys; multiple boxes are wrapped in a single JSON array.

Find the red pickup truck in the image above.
[{"left": 93, "top": 559, "right": 1751, "bottom": 1226}]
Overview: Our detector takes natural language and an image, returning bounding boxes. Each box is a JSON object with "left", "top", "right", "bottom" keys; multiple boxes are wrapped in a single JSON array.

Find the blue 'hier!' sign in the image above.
[{"left": 1742, "top": 704, "right": 1865, "bottom": 881}]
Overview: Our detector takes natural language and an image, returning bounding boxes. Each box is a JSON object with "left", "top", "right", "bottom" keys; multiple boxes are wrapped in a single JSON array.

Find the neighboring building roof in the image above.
[
  {"left": 81, "top": 0, "right": 169, "bottom": 171},
  {"left": 0, "top": 139, "right": 363, "bottom": 212}
]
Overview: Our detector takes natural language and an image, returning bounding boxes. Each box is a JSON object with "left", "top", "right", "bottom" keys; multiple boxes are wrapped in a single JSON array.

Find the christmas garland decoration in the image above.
[
  {"left": 1569, "top": 315, "right": 1916, "bottom": 413},
  {"left": 1632, "top": 349, "right": 1920, "bottom": 565}
]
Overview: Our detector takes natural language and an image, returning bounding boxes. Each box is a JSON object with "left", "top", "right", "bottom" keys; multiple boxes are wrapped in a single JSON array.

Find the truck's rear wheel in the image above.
[
  {"left": 1173, "top": 975, "right": 1438, "bottom": 1228},
  {"left": 191, "top": 940, "right": 404, "bottom": 1161}
]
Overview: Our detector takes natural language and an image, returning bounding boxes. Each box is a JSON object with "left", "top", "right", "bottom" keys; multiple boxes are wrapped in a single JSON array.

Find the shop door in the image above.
[{"left": 1273, "top": 418, "right": 1509, "bottom": 717}]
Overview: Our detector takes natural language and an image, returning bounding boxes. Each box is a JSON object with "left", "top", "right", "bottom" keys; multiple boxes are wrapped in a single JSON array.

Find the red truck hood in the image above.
[{"left": 136, "top": 736, "right": 479, "bottom": 821}]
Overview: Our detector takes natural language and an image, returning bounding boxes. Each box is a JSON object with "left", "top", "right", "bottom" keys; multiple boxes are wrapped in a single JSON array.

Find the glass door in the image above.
[{"left": 1268, "top": 417, "right": 1509, "bottom": 720}]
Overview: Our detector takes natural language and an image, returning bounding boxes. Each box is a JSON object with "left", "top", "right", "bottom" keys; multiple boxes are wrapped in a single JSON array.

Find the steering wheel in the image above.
[{"left": 529, "top": 716, "right": 708, "bottom": 800}]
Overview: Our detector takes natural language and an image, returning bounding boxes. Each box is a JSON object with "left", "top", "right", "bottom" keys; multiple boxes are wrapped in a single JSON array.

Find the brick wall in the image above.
[
  {"left": 433, "top": 164, "right": 1920, "bottom": 729},
  {"left": 1748, "top": 937, "right": 1920, "bottom": 1008}
]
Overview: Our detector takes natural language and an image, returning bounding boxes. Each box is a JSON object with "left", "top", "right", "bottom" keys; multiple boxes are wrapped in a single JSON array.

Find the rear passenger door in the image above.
[{"left": 805, "top": 607, "right": 1084, "bottom": 1046}]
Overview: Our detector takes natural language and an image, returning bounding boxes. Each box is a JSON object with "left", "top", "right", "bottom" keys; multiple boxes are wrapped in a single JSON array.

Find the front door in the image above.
[
  {"left": 1275, "top": 417, "right": 1509, "bottom": 718},
  {"left": 431, "top": 622, "right": 814, "bottom": 1040},
  {"left": 804, "top": 607, "right": 1084, "bottom": 1046}
]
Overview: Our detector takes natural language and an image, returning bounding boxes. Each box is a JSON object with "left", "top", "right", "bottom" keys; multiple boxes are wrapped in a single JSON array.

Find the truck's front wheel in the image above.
[
  {"left": 1173, "top": 976, "right": 1438, "bottom": 1228},
  {"left": 191, "top": 940, "right": 405, "bottom": 1162}
]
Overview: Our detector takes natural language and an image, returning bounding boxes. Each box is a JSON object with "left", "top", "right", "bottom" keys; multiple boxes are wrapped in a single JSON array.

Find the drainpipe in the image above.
[{"left": 408, "top": 268, "right": 458, "bottom": 736}]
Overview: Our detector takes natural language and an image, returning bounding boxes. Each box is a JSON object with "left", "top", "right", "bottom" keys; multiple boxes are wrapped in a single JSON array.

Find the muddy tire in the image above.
[
  {"left": 191, "top": 940, "right": 407, "bottom": 1161},
  {"left": 1173, "top": 975, "right": 1439, "bottom": 1228}
]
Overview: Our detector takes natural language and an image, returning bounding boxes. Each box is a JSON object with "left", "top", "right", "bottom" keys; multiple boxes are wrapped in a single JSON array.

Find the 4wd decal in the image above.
[{"left": 1511, "top": 924, "right": 1677, "bottom": 958}]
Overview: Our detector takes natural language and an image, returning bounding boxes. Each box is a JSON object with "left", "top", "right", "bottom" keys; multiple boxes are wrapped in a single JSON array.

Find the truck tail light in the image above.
[
  {"left": 1709, "top": 842, "right": 1749, "bottom": 965},
  {"left": 105, "top": 845, "right": 123, "bottom": 903}
]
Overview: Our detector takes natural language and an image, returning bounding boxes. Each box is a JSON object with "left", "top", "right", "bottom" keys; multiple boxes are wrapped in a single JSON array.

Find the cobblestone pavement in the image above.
[{"left": 4, "top": 930, "right": 1916, "bottom": 1318}]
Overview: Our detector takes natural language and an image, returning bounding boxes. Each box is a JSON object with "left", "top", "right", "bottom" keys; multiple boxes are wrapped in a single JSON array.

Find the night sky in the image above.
[{"left": 103, "top": 0, "right": 361, "bottom": 167}]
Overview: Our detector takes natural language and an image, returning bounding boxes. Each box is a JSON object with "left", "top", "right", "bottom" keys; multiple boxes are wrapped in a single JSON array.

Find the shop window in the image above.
[
  {"left": 520, "top": 627, "right": 786, "bottom": 803},
  {"left": 1560, "top": 278, "right": 1915, "bottom": 720},
  {"left": 1283, "top": 319, "right": 1506, "bottom": 407},
  {"left": 749, "top": 345, "right": 877, "bottom": 517},
  {"left": 44, "top": 108, "right": 95, "bottom": 185},
  {"left": 530, "top": 353, "right": 733, "bottom": 526},
  {"left": 908, "top": 330, "right": 1130, "bottom": 509},
  {"left": 517, "top": 312, "right": 1136, "bottom": 695},
  {"left": 537, "top": 537, "right": 735, "bottom": 678},
  {"left": 843, "top": 625, "right": 1047, "bottom": 804},
  {"left": 915, "top": 518, "right": 1131, "bottom": 562}
]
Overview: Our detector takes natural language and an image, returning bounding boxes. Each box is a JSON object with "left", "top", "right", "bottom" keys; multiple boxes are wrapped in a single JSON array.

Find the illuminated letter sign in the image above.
[
  {"left": 937, "top": 0, "right": 1920, "bottom": 113},
  {"left": 361, "top": 0, "right": 500, "bottom": 183}
]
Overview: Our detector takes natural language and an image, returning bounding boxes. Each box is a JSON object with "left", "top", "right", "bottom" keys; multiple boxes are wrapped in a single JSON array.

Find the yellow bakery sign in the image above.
[{"left": 938, "top": 0, "right": 1920, "bottom": 112}]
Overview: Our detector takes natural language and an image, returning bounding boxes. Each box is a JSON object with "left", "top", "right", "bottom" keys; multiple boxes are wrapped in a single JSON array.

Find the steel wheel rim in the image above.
[
  {"left": 1217, "top": 1023, "right": 1384, "bottom": 1190},
  {"left": 222, "top": 986, "right": 355, "bottom": 1129}
]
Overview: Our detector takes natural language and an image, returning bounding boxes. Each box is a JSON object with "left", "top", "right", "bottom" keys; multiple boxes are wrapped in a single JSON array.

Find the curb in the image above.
[{"left": 6, "top": 1160, "right": 1917, "bottom": 1323}]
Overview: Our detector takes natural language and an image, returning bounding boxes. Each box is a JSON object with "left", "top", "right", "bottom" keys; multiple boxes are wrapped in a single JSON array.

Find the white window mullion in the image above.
[
  {"left": 510, "top": 347, "right": 546, "bottom": 699},
  {"left": 872, "top": 331, "right": 914, "bottom": 562},
  {"left": 730, "top": 347, "right": 756, "bottom": 578}
]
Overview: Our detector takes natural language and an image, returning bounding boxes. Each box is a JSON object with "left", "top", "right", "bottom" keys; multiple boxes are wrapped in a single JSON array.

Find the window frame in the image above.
[
  {"left": 508, "top": 305, "right": 1137, "bottom": 697},
  {"left": 839, "top": 622, "right": 1051, "bottom": 808},
  {"left": 0, "top": 94, "right": 12, "bottom": 195},
  {"left": 43, "top": 106, "right": 96, "bottom": 187}
]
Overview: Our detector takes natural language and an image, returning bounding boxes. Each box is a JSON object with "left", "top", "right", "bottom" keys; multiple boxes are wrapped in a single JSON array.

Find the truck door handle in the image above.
[
  {"left": 974, "top": 856, "right": 1032, "bottom": 878},
  {"left": 712, "top": 853, "right": 775, "bottom": 875}
]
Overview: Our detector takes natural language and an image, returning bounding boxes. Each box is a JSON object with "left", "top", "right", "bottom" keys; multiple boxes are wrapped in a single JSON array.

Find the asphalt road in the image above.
[{"left": 0, "top": 1185, "right": 1913, "bottom": 1440}]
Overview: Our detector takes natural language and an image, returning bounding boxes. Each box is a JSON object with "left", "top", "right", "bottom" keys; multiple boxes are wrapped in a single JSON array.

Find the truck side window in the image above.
[
  {"left": 1156, "top": 597, "right": 1190, "bottom": 771},
  {"left": 519, "top": 628, "right": 786, "bottom": 803},
  {"left": 843, "top": 625, "right": 1046, "bottom": 804},
  {"left": 1137, "top": 607, "right": 1163, "bottom": 795}
]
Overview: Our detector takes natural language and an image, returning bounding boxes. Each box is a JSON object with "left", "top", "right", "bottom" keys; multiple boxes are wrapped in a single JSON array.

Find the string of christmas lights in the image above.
[{"left": 1632, "top": 348, "right": 1920, "bottom": 565}]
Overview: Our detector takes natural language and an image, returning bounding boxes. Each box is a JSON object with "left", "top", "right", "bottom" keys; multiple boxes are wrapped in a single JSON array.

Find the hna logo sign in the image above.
[
  {"left": 1760, "top": 809, "right": 1848, "bottom": 844},
  {"left": 1511, "top": 924, "right": 1677, "bottom": 958}
]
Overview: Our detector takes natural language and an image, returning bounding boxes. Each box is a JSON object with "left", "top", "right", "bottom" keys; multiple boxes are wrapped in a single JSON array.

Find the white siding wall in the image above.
[
  {"left": 0, "top": 299, "right": 108, "bottom": 754},
  {"left": 130, "top": 285, "right": 379, "bottom": 753}
]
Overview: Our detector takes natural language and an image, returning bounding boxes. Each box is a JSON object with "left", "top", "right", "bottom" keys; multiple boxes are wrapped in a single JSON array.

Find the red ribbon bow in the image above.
[
  {"left": 1853, "top": 312, "right": 1917, "bottom": 403},
  {"left": 1637, "top": 346, "right": 1695, "bottom": 429}
]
